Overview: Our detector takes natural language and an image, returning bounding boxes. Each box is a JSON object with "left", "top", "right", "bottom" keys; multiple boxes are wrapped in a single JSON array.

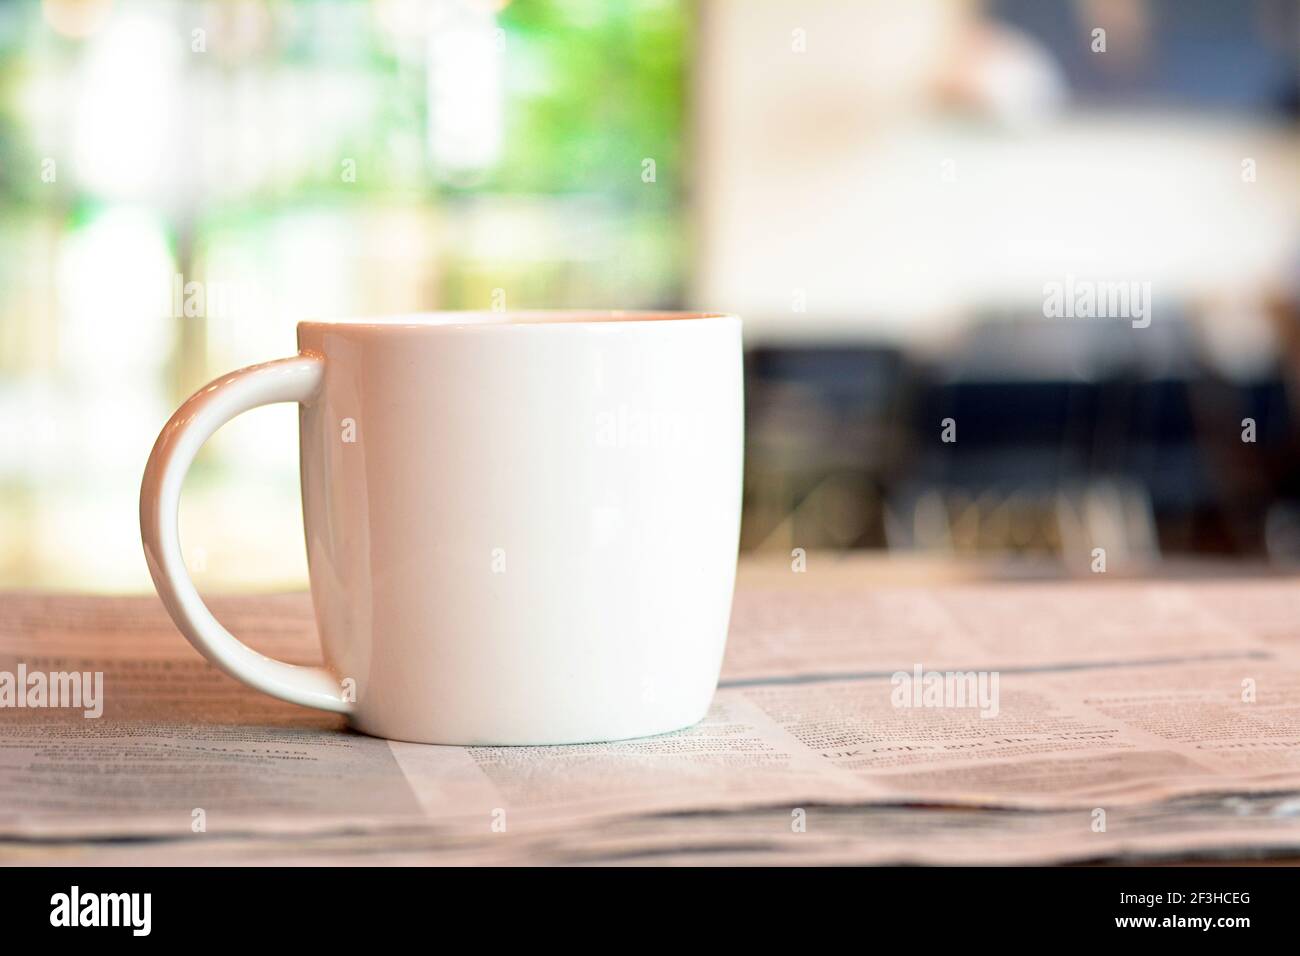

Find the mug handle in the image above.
[{"left": 140, "top": 353, "right": 351, "bottom": 714}]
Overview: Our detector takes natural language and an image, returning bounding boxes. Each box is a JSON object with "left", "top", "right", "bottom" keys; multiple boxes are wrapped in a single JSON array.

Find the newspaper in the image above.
[
  {"left": 15, "top": 795, "right": 1300, "bottom": 866},
  {"left": 1, "top": 568, "right": 1298, "bottom": 863}
]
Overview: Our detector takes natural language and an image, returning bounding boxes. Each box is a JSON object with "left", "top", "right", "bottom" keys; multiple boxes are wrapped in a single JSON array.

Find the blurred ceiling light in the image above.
[
  {"left": 72, "top": 14, "right": 180, "bottom": 198},
  {"left": 41, "top": 0, "right": 114, "bottom": 39},
  {"left": 427, "top": 0, "right": 504, "bottom": 180},
  {"left": 940, "top": 21, "right": 1067, "bottom": 128}
]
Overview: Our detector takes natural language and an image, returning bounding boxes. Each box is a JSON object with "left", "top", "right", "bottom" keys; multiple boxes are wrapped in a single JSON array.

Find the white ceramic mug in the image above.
[{"left": 140, "top": 311, "right": 743, "bottom": 745}]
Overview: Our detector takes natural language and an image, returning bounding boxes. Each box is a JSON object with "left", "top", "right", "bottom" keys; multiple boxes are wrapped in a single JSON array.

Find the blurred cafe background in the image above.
[{"left": 0, "top": 0, "right": 1297, "bottom": 591}]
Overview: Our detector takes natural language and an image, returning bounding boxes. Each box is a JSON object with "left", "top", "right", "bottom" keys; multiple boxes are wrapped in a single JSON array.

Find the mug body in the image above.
[{"left": 296, "top": 312, "right": 743, "bottom": 745}]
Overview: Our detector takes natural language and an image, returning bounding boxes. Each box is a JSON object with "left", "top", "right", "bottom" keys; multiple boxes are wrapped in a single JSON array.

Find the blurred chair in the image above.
[{"left": 742, "top": 345, "right": 906, "bottom": 552}]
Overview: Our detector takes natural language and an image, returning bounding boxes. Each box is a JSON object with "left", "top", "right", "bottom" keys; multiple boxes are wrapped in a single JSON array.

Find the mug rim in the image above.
[{"left": 299, "top": 310, "right": 739, "bottom": 331}]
